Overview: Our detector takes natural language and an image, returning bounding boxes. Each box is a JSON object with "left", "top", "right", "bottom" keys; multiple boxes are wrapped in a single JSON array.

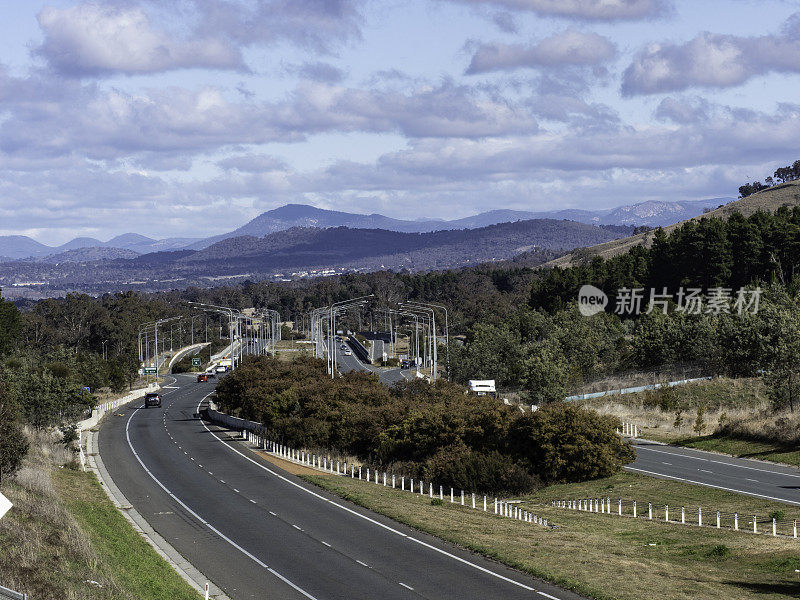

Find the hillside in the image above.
[
  {"left": 32, "top": 246, "right": 140, "bottom": 263},
  {"left": 0, "top": 219, "right": 630, "bottom": 295},
  {"left": 546, "top": 182, "right": 800, "bottom": 267}
]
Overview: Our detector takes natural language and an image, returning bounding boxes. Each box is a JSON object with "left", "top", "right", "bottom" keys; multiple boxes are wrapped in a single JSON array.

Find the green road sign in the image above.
[
  {"left": 191, "top": 357, "right": 201, "bottom": 366},
  {"left": 143, "top": 367, "right": 158, "bottom": 374}
]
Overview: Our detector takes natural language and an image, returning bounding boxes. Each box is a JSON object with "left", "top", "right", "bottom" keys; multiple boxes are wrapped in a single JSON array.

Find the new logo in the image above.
[{"left": 578, "top": 285, "right": 608, "bottom": 316}]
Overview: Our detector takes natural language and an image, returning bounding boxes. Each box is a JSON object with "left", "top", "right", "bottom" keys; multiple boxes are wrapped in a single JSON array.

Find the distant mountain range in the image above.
[
  {"left": 0, "top": 198, "right": 730, "bottom": 262},
  {"left": 0, "top": 219, "right": 631, "bottom": 297}
]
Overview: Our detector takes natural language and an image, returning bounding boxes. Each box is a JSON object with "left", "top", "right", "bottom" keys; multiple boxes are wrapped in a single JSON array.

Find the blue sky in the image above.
[{"left": 1, "top": 0, "right": 800, "bottom": 244}]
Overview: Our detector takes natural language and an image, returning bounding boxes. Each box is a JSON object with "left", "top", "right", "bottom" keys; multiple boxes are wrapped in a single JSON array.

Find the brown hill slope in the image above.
[{"left": 546, "top": 182, "right": 800, "bottom": 267}]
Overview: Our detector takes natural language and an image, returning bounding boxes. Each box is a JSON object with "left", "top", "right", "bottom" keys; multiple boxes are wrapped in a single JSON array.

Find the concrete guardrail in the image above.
[{"left": 0, "top": 584, "right": 27, "bottom": 600}]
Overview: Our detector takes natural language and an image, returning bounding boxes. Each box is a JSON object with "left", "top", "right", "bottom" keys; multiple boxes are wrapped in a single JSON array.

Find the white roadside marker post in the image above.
[{"left": 0, "top": 492, "right": 12, "bottom": 521}]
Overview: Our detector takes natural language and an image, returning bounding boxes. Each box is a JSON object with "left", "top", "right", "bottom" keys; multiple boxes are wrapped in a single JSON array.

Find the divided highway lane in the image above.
[
  {"left": 100, "top": 374, "right": 582, "bottom": 600},
  {"left": 627, "top": 440, "right": 800, "bottom": 505},
  {"left": 335, "top": 342, "right": 409, "bottom": 385}
]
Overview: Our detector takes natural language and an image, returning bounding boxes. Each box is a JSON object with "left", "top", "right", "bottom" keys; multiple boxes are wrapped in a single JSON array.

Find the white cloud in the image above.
[
  {"left": 622, "top": 15, "right": 800, "bottom": 95},
  {"left": 439, "top": 0, "right": 669, "bottom": 20},
  {"left": 467, "top": 29, "right": 616, "bottom": 73},
  {"left": 36, "top": 3, "right": 245, "bottom": 76}
]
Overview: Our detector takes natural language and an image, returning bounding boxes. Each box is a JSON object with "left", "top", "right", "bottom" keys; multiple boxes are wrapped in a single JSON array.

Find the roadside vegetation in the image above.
[
  {"left": 306, "top": 470, "right": 800, "bottom": 600},
  {"left": 0, "top": 428, "right": 198, "bottom": 600},
  {"left": 215, "top": 355, "right": 635, "bottom": 493}
]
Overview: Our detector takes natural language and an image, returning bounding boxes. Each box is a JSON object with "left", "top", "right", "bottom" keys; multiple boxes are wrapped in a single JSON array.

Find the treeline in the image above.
[
  {"left": 451, "top": 287, "right": 800, "bottom": 408},
  {"left": 739, "top": 159, "right": 800, "bottom": 197},
  {"left": 530, "top": 209, "right": 800, "bottom": 311},
  {"left": 214, "top": 356, "right": 635, "bottom": 493}
]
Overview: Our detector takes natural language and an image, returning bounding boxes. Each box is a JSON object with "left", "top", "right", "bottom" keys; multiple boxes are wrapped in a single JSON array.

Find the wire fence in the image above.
[
  {"left": 207, "top": 407, "right": 554, "bottom": 529},
  {"left": 551, "top": 497, "right": 798, "bottom": 539}
]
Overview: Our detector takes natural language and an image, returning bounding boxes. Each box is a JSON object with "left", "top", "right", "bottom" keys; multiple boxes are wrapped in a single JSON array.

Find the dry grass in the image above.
[
  {"left": 581, "top": 377, "right": 768, "bottom": 442},
  {"left": 305, "top": 471, "right": 800, "bottom": 600},
  {"left": 0, "top": 428, "right": 197, "bottom": 600}
]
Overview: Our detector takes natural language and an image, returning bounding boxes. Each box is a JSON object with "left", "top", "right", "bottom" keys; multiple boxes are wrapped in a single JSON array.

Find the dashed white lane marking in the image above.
[
  {"left": 269, "top": 511, "right": 277, "bottom": 516},
  {"left": 662, "top": 462, "right": 672, "bottom": 465},
  {"left": 356, "top": 560, "right": 369, "bottom": 567},
  {"left": 233, "top": 488, "right": 240, "bottom": 493},
  {"left": 127, "top": 389, "right": 319, "bottom": 600},
  {"left": 399, "top": 582, "right": 413, "bottom": 590},
  {"left": 220, "top": 480, "right": 226, "bottom": 484},
  {"left": 699, "top": 469, "right": 713, "bottom": 473},
  {"left": 321, "top": 541, "right": 331, "bottom": 547},
  {"left": 198, "top": 399, "right": 551, "bottom": 596},
  {"left": 293, "top": 525, "right": 302, "bottom": 531},
  {"left": 746, "top": 478, "right": 759, "bottom": 482}
]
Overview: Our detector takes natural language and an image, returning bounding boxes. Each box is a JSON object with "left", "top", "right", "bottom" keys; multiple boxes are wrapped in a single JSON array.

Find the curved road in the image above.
[
  {"left": 627, "top": 439, "right": 800, "bottom": 506},
  {"left": 99, "top": 374, "right": 582, "bottom": 600}
]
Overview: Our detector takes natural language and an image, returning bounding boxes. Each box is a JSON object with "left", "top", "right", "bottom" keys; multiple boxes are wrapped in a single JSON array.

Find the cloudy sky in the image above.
[{"left": 1, "top": 0, "right": 799, "bottom": 244}]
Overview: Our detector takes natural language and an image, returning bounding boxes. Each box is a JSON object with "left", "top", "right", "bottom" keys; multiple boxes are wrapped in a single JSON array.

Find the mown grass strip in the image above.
[
  {"left": 303, "top": 471, "right": 800, "bottom": 600},
  {"left": 54, "top": 467, "right": 199, "bottom": 600}
]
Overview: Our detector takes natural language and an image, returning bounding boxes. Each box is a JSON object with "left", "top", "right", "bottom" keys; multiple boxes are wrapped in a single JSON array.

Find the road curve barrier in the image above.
[
  {"left": 167, "top": 342, "right": 211, "bottom": 373},
  {"left": 0, "top": 583, "right": 28, "bottom": 600},
  {"left": 565, "top": 377, "right": 712, "bottom": 402}
]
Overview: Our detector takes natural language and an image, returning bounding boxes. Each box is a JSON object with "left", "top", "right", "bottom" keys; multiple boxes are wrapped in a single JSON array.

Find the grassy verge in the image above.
[
  {"left": 302, "top": 471, "right": 800, "bottom": 600},
  {"left": 674, "top": 435, "right": 800, "bottom": 467},
  {"left": 0, "top": 431, "right": 199, "bottom": 600}
]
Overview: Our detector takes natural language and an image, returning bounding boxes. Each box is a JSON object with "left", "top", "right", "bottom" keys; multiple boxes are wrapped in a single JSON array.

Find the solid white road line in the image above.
[
  {"left": 625, "top": 467, "right": 800, "bottom": 505},
  {"left": 126, "top": 392, "right": 319, "bottom": 600},
  {"left": 198, "top": 400, "right": 565, "bottom": 598},
  {"left": 635, "top": 444, "right": 800, "bottom": 478}
]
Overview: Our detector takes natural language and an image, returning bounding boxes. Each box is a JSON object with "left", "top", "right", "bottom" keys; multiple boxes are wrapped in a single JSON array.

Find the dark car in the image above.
[
  {"left": 197, "top": 374, "right": 207, "bottom": 382},
  {"left": 144, "top": 392, "right": 162, "bottom": 408}
]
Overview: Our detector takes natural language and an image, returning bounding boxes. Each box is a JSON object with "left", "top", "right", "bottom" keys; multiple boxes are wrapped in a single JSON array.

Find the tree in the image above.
[
  {"left": 521, "top": 340, "right": 569, "bottom": 405},
  {"left": 760, "top": 301, "right": 800, "bottom": 412},
  {"left": 0, "top": 290, "right": 21, "bottom": 356},
  {"left": 0, "top": 380, "right": 28, "bottom": 483}
]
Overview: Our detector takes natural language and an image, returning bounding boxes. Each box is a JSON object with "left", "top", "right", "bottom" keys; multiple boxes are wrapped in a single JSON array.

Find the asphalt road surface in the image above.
[
  {"left": 334, "top": 340, "right": 410, "bottom": 385},
  {"left": 99, "top": 374, "right": 583, "bottom": 600},
  {"left": 627, "top": 439, "right": 800, "bottom": 506}
]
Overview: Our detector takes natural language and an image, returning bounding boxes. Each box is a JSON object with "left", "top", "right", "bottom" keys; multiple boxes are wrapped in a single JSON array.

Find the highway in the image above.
[
  {"left": 334, "top": 339, "right": 411, "bottom": 385},
  {"left": 99, "top": 374, "right": 582, "bottom": 600},
  {"left": 626, "top": 439, "right": 800, "bottom": 506}
]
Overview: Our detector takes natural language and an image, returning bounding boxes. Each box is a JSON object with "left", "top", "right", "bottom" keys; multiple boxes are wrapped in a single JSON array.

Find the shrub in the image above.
[
  {"left": 420, "top": 443, "right": 539, "bottom": 495},
  {"left": 707, "top": 544, "right": 730, "bottom": 558},
  {"left": 511, "top": 403, "right": 636, "bottom": 483},
  {"left": 769, "top": 510, "right": 785, "bottom": 521},
  {"left": 0, "top": 383, "right": 28, "bottom": 483}
]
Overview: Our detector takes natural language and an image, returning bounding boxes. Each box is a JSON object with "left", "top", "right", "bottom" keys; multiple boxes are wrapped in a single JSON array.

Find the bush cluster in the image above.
[{"left": 215, "top": 356, "right": 635, "bottom": 494}]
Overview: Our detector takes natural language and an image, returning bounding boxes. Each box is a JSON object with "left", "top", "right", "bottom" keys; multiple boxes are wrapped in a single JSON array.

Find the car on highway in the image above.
[
  {"left": 343, "top": 348, "right": 352, "bottom": 356},
  {"left": 197, "top": 373, "right": 207, "bottom": 382},
  {"left": 144, "top": 392, "right": 162, "bottom": 408},
  {"left": 215, "top": 365, "right": 227, "bottom": 373}
]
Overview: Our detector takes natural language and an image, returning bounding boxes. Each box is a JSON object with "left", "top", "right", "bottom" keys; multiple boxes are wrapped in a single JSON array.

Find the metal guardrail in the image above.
[
  {"left": 564, "top": 376, "right": 712, "bottom": 401},
  {"left": 0, "top": 584, "right": 27, "bottom": 600}
]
